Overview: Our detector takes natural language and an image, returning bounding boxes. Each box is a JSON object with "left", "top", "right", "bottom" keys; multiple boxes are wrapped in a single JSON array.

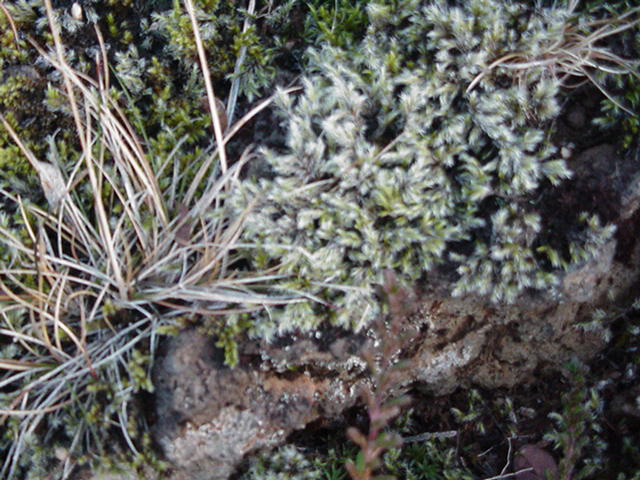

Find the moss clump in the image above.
[
  {"left": 228, "top": 0, "right": 623, "bottom": 339},
  {"left": 149, "top": 0, "right": 291, "bottom": 102},
  {"left": 0, "top": 0, "right": 638, "bottom": 478},
  {"left": 306, "top": 0, "right": 368, "bottom": 49},
  {"left": 241, "top": 445, "right": 323, "bottom": 480}
]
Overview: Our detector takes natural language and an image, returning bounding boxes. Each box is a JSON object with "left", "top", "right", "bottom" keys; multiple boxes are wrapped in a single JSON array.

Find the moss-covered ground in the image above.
[{"left": 0, "top": 0, "right": 639, "bottom": 479}]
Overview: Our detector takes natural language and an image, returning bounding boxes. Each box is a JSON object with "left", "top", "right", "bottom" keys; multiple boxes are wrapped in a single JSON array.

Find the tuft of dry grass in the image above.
[
  {"left": 467, "top": 1, "right": 640, "bottom": 115},
  {"left": 0, "top": 0, "right": 300, "bottom": 476}
]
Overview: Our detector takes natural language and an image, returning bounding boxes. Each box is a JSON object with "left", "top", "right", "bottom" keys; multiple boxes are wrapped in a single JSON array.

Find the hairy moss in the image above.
[
  {"left": 0, "top": 0, "right": 638, "bottom": 478},
  {"left": 242, "top": 445, "right": 323, "bottom": 480},
  {"left": 228, "top": 0, "right": 621, "bottom": 339}
]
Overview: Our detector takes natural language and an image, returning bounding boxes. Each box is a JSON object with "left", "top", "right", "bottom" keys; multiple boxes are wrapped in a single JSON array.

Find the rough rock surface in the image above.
[
  {"left": 151, "top": 137, "right": 640, "bottom": 479},
  {"left": 152, "top": 329, "right": 361, "bottom": 480}
]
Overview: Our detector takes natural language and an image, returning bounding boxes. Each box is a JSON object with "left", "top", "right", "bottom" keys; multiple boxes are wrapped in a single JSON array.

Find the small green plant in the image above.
[
  {"left": 345, "top": 271, "right": 414, "bottom": 480},
  {"left": 450, "top": 389, "right": 487, "bottom": 435},
  {"left": 545, "top": 363, "right": 607, "bottom": 480},
  {"left": 306, "top": 0, "right": 368, "bottom": 49}
]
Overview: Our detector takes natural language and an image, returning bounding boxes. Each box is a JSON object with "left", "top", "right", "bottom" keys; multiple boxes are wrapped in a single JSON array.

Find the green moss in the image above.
[
  {"left": 0, "top": 0, "right": 638, "bottom": 478},
  {"left": 149, "top": 0, "right": 274, "bottom": 101},
  {"left": 306, "top": 0, "right": 368, "bottom": 49},
  {"left": 239, "top": 411, "right": 476, "bottom": 480},
  {"left": 242, "top": 445, "right": 323, "bottom": 480},
  {"left": 545, "top": 363, "right": 608, "bottom": 479},
  {"left": 0, "top": 77, "right": 44, "bottom": 182},
  {"left": 227, "top": 0, "right": 623, "bottom": 338},
  {"left": 594, "top": 75, "right": 640, "bottom": 151},
  {"left": 212, "top": 313, "right": 254, "bottom": 366}
]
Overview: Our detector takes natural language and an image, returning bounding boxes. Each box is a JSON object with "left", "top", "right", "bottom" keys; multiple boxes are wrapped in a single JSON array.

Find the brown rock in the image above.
[
  {"left": 151, "top": 142, "right": 640, "bottom": 479},
  {"left": 514, "top": 444, "right": 558, "bottom": 480},
  {"left": 152, "top": 330, "right": 358, "bottom": 480}
]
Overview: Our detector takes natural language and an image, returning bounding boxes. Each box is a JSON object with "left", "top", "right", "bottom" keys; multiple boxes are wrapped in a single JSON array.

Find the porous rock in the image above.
[
  {"left": 152, "top": 143, "right": 640, "bottom": 480},
  {"left": 152, "top": 329, "right": 359, "bottom": 480}
]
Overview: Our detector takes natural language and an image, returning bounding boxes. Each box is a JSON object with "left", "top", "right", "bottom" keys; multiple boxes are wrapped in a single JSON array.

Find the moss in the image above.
[
  {"left": 585, "top": 0, "right": 640, "bottom": 152},
  {"left": 237, "top": 412, "right": 476, "bottom": 480},
  {"left": 306, "top": 0, "right": 368, "bottom": 49},
  {"left": 545, "top": 364, "right": 608, "bottom": 479},
  {"left": 0, "top": 0, "right": 638, "bottom": 478},
  {"left": 227, "top": 0, "right": 623, "bottom": 339},
  {"left": 242, "top": 445, "right": 323, "bottom": 480},
  {"left": 149, "top": 0, "right": 276, "bottom": 101}
]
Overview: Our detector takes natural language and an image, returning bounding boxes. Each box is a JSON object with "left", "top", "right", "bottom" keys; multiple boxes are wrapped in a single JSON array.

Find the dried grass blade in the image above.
[
  {"left": 184, "top": 0, "right": 228, "bottom": 173},
  {"left": 0, "top": 2, "right": 19, "bottom": 45},
  {"left": 0, "top": 359, "right": 52, "bottom": 372}
]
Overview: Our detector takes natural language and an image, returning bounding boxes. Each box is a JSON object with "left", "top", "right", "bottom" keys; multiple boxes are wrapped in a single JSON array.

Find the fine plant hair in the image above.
[
  {"left": 227, "top": 0, "right": 631, "bottom": 338},
  {"left": 0, "top": 1, "right": 292, "bottom": 477},
  {"left": 345, "top": 270, "right": 414, "bottom": 480}
]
